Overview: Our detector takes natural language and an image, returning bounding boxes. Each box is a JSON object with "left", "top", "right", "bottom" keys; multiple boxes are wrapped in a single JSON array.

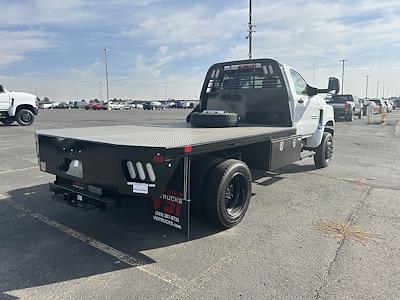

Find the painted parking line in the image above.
[
  {"left": 0, "top": 145, "right": 35, "bottom": 150},
  {"left": 2, "top": 196, "right": 187, "bottom": 291},
  {"left": 0, "top": 166, "right": 37, "bottom": 175}
]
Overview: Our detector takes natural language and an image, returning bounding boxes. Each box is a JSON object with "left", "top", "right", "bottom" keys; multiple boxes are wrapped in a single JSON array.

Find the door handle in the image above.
[{"left": 298, "top": 99, "right": 304, "bottom": 104}]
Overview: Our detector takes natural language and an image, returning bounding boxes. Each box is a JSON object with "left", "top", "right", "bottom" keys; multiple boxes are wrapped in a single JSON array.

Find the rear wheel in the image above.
[
  {"left": 204, "top": 159, "right": 252, "bottom": 228},
  {"left": 314, "top": 132, "right": 333, "bottom": 168},
  {"left": 1, "top": 117, "right": 15, "bottom": 125},
  {"left": 357, "top": 111, "right": 362, "bottom": 119},
  {"left": 191, "top": 156, "right": 224, "bottom": 217},
  {"left": 16, "top": 109, "right": 34, "bottom": 126}
]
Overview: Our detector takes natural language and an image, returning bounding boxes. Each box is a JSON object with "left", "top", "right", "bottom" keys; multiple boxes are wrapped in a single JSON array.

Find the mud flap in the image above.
[{"left": 152, "top": 156, "right": 191, "bottom": 237}]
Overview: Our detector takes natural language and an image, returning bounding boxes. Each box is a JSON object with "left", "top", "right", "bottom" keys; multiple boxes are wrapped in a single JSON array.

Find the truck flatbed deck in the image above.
[{"left": 37, "top": 124, "right": 296, "bottom": 153}]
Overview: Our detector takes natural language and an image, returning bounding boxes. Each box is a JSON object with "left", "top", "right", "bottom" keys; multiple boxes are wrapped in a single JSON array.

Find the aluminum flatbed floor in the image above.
[{"left": 37, "top": 124, "right": 297, "bottom": 154}]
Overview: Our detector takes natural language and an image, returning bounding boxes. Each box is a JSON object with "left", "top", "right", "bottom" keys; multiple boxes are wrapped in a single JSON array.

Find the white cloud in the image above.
[
  {"left": 0, "top": 30, "right": 54, "bottom": 67},
  {"left": 1, "top": 0, "right": 400, "bottom": 99}
]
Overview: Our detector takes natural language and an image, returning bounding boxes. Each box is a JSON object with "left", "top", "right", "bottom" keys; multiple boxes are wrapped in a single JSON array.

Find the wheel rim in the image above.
[
  {"left": 21, "top": 111, "right": 32, "bottom": 123},
  {"left": 224, "top": 173, "right": 247, "bottom": 218},
  {"left": 325, "top": 138, "right": 333, "bottom": 164}
]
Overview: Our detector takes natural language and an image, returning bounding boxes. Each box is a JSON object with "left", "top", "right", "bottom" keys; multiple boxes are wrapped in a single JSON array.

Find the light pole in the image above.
[
  {"left": 245, "top": 0, "right": 255, "bottom": 60},
  {"left": 340, "top": 59, "right": 348, "bottom": 95},
  {"left": 103, "top": 48, "right": 110, "bottom": 104},
  {"left": 163, "top": 85, "right": 167, "bottom": 101},
  {"left": 382, "top": 86, "right": 385, "bottom": 99},
  {"left": 364, "top": 75, "right": 369, "bottom": 98},
  {"left": 312, "top": 58, "right": 316, "bottom": 85},
  {"left": 376, "top": 82, "right": 379, "bottom": 98}
]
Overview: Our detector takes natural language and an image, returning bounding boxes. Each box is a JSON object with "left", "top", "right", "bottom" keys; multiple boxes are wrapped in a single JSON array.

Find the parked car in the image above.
[
  {"left": 123, "top": 103, "right": 135, "bottom": 110},
  {"left": 108, "top": 102, "right": 124, "bottom": 110},
  {"left": 143, "top": 101, "right": 162, "bottom": 110},
  {"left": 56, "top": 102, "right": 70, "bottom": 109},
  {"left": 39, "top": 102, "right": 56, "bottom": 109},
  {"left": 393, "top": 99, "right": 400, "bottom": 110},
  {"left": 370, "top": 99, "right": 388, "bottom": 113},
  {"left": 328, "top": 94, "right": 362, "bottom": 121},
  {"left": 92, "top": 103, "right": 107, "bottom": 110},
  {"left": 364, "top": 100, "right": 380, "bottom": 114},
  {"left": 85, "top": 103, "right": 95, "bottom": 110}
]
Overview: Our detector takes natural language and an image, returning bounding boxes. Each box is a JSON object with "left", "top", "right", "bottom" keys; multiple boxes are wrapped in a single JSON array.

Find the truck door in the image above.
[
  {"left": 288, "top": 69, "right": 319, "bottom": 136},
  {"left": 0, "top": 85, "right": 10, "bottom": 110}
]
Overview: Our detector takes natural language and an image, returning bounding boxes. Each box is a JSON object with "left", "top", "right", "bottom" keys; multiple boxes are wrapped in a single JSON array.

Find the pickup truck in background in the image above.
[
  {"left": 143, "top": 101, "right": 163, "bottom": 110},
  {"left": 328, "top": 94, "right": 362, "bottom": 121},
  {"left": 0, "top": 84, "right": 39, "bottom": 126},
  {"left": 36, "top": 58, "right": 339, "bottom": 236}
]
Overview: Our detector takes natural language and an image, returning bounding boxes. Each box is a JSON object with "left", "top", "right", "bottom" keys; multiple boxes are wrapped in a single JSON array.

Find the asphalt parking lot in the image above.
[{"left": 1, "top": 109, "right": 400, "bottom": 299}]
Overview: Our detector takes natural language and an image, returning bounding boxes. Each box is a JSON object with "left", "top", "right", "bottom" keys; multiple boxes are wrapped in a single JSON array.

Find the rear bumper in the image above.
[{"left": 49, "top": 181, "right": 116, "bottom": 211}]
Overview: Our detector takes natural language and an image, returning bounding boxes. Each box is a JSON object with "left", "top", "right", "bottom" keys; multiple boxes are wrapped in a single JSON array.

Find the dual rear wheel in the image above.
[{"left": 192, "top": 159, "right": 252, "bottom": 228}]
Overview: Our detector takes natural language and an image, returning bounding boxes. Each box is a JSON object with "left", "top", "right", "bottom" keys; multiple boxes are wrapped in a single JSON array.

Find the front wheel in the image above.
[
  {"left": 204, "top": 159, "right": 252, "bottom": 228},
  {"left": 314, "top": 132, "right": 333, "bottom": 168},
  {"left": 16, "top": 109, "right": 35, "bottom": 126},
  {"left": 1, "top": 117, "right": 15, "bottom": 125}
]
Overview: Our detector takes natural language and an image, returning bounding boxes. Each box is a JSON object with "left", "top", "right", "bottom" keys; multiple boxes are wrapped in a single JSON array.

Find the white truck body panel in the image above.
[
  {"left": 280, "top": 64, "right": 335, "bottom": 148},
  {"left": 0, "top": 88, "right": 38, "bottom": 117}
]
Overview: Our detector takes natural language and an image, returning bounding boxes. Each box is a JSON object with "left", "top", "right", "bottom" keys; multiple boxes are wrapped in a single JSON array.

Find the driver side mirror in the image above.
[
  {"left": 327, "top": 77, "right": 340, "bottom": 94},
  {"left": 0, "top": 85, "right": 4, "bottom": 93}
]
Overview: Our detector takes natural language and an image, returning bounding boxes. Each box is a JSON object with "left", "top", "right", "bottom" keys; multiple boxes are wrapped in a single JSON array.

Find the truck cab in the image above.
[
  {"left": 0, "top": 84, "right": 39, "bottom": 126},
  {"left": 197, "top": 59, "right": 337, "bottom": 149}
]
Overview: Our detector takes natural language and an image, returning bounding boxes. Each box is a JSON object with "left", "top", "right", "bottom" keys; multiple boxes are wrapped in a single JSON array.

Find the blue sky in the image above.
[{"left": 1, "top": 0, "right": 400, "bottom": 101}]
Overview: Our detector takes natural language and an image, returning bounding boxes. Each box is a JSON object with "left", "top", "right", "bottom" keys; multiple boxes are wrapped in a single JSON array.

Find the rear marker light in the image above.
[
  {"left": 136, "top": 162, "right": 146, "bottom": 180},
  {"left": 126, "top": 161, "right": 136, "bottom": 179},
  {"left": 184, "top": 145, "right": 192, "bottom": 153},
  {"left": 153, "top": 154, "right": 165, "bottom": 163},
  {"left": 146, "top": 163, "right": 156, "bottom": 182}
]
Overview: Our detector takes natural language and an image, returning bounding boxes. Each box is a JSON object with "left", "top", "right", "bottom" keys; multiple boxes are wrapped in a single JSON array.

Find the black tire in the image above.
[
  {"left": 344, "top": 112, "right": 353, "bottom": 122},
  {"left": 314, "top": 132, "right": 333, "bottom": 168},
  {"left": 0, "top": 117, "right": 15, "bottom": 125},
  {"left": 204, "top": 159, "right": 252, "bottom": 228},
  {"left": 191, "top": 156, "right": 224, "bottom": 217},
  {"left": 357, "top": 111, "right": 362, "bottom": 119},
  {"left": 16, "top": 109, "right": 35, "bottom": 126},
  {"left": 190, "top": 112, "right": 239, "bottom": 128}
]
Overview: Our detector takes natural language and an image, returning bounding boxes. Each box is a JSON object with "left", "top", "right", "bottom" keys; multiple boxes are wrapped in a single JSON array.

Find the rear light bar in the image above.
[{"left": 126, "top": 160, "right": 157, "bottom": 182}]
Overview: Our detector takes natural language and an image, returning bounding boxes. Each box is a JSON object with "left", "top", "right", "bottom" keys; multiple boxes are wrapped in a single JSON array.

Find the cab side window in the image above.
[{"left": 289, "top": 69, "right": 307, "bottom": 95}]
